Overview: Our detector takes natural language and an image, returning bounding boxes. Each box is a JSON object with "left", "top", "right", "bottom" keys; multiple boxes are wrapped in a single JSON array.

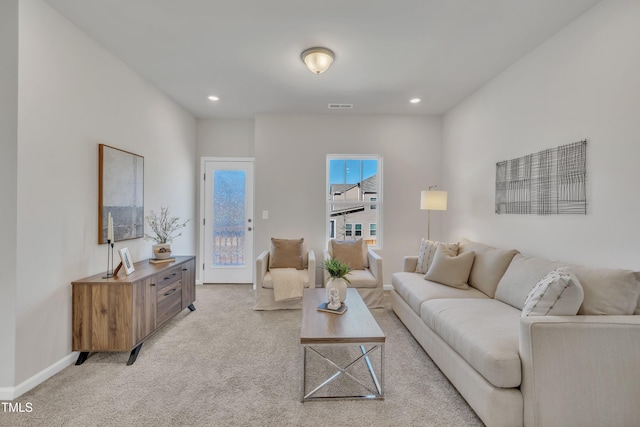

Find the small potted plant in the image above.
[
  {"left": 323, "top": 258, "right": 352, "bottom": 304},
  {"left": 145, "top": 206, "right": 190, "bottom": 259}
]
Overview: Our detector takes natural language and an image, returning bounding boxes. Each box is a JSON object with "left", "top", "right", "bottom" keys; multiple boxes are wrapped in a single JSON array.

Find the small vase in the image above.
[
  {"left": 153, "top": 243, "right": 172, "bottom": 260},
  {"left": 326, "top": 277, "right": 348, "bottom": 304}
]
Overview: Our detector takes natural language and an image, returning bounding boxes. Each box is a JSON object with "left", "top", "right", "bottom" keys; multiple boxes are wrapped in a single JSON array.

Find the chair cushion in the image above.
[
  {"left": 392, "top": 272, "right": 489, "bottom": 315},
  {"left": 261, "top": 269, "right": 310, "bottom": 289},
  {"left": 458, "top": 238, "right": 519, "bottom": 297},
  {"left": 521, "top": 267, "right": 584, "bottom": 317},
  {"left": 421, "top": 298, "right": 522, "bottom": 388},
  {"left": 269, "top": 238, "right": 304, "bottom": 270},
  {"left": 330, "top": 239, "right": 365, "bottom": 270},
  {"left": 345, "top": 269, "right": 378, "bottom": 288},
  {"left": 415, "top": 238, "right": 459, "bottom": 274},
  {"left": 424, "top": 245, "right": 474, "bottom": 289}
]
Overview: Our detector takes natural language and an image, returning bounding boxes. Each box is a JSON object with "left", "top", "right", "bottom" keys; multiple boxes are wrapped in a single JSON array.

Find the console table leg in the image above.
[
  {"left": 127, "top": 343, "right": 143, "bottom": 365},
  {"left": 75, "top": 352, "right": 89, "bottom": 365},
  {"left": 188, "top": 303, "right": 196, "bottom": 311}
]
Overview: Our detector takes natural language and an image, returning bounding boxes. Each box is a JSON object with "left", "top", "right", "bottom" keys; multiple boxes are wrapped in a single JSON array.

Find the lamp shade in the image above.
[
  {"left": 301, "top": 47, "right": 334, "bottom": 74},
  {"left": 420, "top": 190, "right": 447, "bottom": 211}
]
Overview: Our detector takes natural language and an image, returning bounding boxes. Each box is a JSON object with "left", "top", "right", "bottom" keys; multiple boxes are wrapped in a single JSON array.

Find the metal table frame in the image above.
[{"left": 302, "top": 342, "right": 385, "bottom": 401}]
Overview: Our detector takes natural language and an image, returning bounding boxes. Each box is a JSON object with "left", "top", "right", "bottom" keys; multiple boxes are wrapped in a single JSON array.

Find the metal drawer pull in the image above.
[
  {"left": 163, "top": 273, "right": 177, "bottom": 280},
  {"left": 163, "top": 288, "right": 177, "bottom": 297}
]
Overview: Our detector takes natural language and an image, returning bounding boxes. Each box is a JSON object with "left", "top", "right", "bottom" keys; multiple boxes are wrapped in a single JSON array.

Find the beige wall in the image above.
[
  {"left": 6, "top": 0, "right": 197, "bottom": 397},
  {"left": 442, "top": 0, "right": 640, "bottom": 269},
  {"left": 254, "top": 114, "right": 442, "bottom": 284},
  {"left": 196, "top": 118, "right": 255, "bottom": 158},
  {"left": 0, "top": 0, "right": 18, "bottom": 390}
]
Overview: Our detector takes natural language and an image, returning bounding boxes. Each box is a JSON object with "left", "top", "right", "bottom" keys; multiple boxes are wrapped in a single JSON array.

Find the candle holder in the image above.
[{"left": 102, "top": 239, "right": 115, "bottom": 279}]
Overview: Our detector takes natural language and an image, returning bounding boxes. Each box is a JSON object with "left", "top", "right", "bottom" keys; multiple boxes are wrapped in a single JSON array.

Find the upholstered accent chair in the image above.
[
  {"left": 323, "top": 239, "right": 383, "bottom": 308},
  {"left": 253, "top": 238, "right": 315, "bottom": 310}
]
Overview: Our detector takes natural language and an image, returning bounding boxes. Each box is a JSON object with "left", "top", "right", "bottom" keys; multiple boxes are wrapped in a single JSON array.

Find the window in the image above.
[{"left": 327, "top": 155, "right": 382, "bottom": 248}]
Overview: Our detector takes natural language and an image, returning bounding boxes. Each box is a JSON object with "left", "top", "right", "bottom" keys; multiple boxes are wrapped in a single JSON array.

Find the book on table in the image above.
[
  {"left": 317, "top": 302, "right": 348, "bottom": 315},
  {"left": 149, "top": 258, "right": 176, "bottom": 264}
]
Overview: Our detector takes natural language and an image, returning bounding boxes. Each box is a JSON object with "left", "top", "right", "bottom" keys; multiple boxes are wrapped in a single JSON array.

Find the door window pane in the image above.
[{"left": 212, "top": 170, "right": 246, "bottom": 266}]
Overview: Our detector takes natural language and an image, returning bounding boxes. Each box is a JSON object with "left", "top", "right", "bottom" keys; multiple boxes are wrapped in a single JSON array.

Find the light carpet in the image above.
[{"left": 2, "top": 285, "right": 483, "bottom": 426}]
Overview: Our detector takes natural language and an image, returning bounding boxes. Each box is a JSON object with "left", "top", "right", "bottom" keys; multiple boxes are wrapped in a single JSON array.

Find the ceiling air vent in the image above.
[{"left": 328, "top": 103, "right": 353, "bottom": 109}]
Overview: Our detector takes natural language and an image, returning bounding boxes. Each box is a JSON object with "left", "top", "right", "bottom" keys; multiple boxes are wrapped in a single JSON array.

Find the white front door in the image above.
[{"left": 202, "top": 159, "right": 254, "bottom": 283}]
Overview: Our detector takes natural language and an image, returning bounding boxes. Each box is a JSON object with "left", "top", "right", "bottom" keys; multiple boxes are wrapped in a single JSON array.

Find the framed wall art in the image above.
[
  {"left": 495, "top": 140, "right": 587, "bottom": 215},
  {"left": 99, "top": 144, "right": 144, "bottom": 244}
]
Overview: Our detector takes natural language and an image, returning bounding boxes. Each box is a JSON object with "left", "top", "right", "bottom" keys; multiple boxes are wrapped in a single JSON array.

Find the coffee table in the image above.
[{"left": 300, "top": 288, "right": 385, "bottom": 401}]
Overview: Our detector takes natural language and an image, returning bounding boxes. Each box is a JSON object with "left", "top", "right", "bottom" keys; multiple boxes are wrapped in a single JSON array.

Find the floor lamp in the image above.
[{"left": 420, "top": 186, "right": 448, "bottom": 240}]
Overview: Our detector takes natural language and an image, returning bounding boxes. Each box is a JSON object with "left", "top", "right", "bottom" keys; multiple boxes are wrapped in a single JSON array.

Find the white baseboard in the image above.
[
  {"left": 383, "top": 283, "right": 393, "bottom": 291},
  {"left": 0, "top": 352, "right": 77, "bottom": 401}
]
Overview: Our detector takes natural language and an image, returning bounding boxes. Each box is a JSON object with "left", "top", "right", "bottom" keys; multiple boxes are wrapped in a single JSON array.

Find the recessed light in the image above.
[
  {"left": 410, "top": 98, "right": 421, "bottom": 104},
  {"left": 207, "top": 95, "right": 219, "bottom": 101}
]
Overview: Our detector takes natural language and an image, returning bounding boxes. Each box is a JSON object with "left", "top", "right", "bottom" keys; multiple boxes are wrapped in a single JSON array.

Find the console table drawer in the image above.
[
  {"left": 157, "top": 281, "right": 182, "bottom": 325},
  {"left": 156, "top": 266, "right": 182, "bottom": 290}
]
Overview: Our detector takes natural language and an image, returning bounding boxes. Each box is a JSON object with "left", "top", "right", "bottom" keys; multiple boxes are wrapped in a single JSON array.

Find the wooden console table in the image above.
[{"left": 71, "top": 256, "right": 196, "bottom": 365}]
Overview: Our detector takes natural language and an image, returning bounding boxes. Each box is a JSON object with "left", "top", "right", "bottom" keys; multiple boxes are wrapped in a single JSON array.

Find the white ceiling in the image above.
[{"left": 43, "top": 0, "right": 600, "bottom": 119}]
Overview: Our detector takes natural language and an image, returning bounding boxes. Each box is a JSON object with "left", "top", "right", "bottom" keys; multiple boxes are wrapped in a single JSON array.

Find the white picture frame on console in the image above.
[{"left": 118, "top": 247, "right": 135, "bottom": 275}]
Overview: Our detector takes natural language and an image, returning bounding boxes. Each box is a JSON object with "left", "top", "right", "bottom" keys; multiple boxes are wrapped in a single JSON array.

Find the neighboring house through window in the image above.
[
  {"left": 327, "top": 155, "right": 382, "bottom": 248},
  {"left": 345, "top": 223, "right": 353, "bottom": 237}
]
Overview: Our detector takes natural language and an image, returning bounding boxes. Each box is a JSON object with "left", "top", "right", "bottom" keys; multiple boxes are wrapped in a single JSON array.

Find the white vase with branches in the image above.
[{"left": 145, "top": 206, "right": 190, "bottom": 259}]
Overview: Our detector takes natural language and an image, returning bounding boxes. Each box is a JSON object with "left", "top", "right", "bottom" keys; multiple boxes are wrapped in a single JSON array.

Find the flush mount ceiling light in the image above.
[
  {"left": 410, "top": 98, "right": 421, "bottom": 104},
  {"left": 207, "top": 95, "right": 219, "bottom": 101},
  {"left": 301, "top": 47, "right": 334, "bottom": 74}
]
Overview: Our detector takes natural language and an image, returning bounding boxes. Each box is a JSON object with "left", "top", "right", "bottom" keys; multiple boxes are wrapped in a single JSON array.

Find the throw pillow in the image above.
[
  {"left": 458, "top": 238, "right": 519, "bottom": 298},
  {"left": 521, "top": 267, "right": 584, "bottom": 317},
  {"left": 416, "top": 238, "right": 459, "bottom": 274},
  {"left": 269, "top": 238, "right": 304, "bottom": 270},
  {"left": 424, "top": 245, "right": 475, "bottom": 289},
  {"left": 331, "top": 239, "right": 365, "bottom": 270}
]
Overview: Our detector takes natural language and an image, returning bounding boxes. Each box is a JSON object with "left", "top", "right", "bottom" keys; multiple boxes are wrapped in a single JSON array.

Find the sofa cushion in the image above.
[
  {"left": 262, "top": 269, "right": 310, "bottom": 289},
  {"left": 458, "top": 238, "right": 519, "bottom": 298},
  {"left": 522, "top": 267, "right": 584, "bottom": 317},
  {"left": 329, "top": 239, "right": 369, "bottom": 269},
  {"left": 495, "top": 254, "right": 640, "bottom": 314},
  {"left": 392, "top": 272, "right": 489, "bottom": 315},
  {"left": 570, "top": 265, "right": 640, "bottom": 315},
  {"left": 416, "top": 239, "right": 459, "bottom": 274},
  {"left": 269, "top": 238, "right": 304, "bottom": 270},
  {"left": 495, "top": 255, "right": 567, "bottom": 310},
  {"left": 421, "top": 298, "right": 522, "bottom": 388},
  {"left": 424, "top": 245, "right": 474, "bottom": 289}
]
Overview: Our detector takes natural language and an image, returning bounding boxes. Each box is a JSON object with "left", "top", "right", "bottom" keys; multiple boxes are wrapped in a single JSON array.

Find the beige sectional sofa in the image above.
[{"left": 391, "top": 238, "right": 640, "bottom": 427}]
